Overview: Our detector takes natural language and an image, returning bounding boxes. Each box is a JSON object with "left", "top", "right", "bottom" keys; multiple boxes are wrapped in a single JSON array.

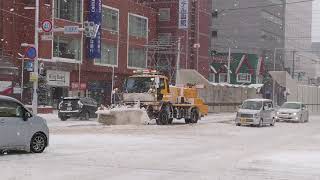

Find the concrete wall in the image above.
[{"left": 177, "top": 69, "right": 261, "bottom": 113}]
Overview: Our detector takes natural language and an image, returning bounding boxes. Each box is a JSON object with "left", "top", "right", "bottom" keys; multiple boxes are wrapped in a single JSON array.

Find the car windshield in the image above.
[
  {"left": 241, "top": 101, "right": 262, "bottom": 110},
  {"left": 281, "top": 103, "right": 301, "bottom": 109},
  {"left": 124, "top": 77, "right": 155, "bottom": 93}
]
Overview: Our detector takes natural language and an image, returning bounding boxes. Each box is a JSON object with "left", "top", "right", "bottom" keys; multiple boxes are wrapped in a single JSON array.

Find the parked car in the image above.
[
  {"left": 235, "top": 99, "right": 276, "bottom": 127},
  {"left": 58, "top": 97, "right": 98, "bottom": 121},
  {"left": 0, "top": 95, "right": 49, "bottom": 153},
  {"left": 276, "top": 102, "right": 309, "bottom": 123}
]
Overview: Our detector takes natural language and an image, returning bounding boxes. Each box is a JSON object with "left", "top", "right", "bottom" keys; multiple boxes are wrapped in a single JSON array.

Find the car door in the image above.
[
  {"left": 262, "top": 101, "right": 272, "bottom": 123},
  {"left": 0, "top": 100, "right": 25, "bottom": 148}
]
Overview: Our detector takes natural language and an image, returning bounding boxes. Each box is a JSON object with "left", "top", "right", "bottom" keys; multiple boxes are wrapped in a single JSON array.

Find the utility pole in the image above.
[
  {"left": 21, "top": 55, "right": 25, "bottom": 102},
  {"left": 32, "top": 0, "right": 39, "bottom": 114},
  {"left": 227, "top": 47, "right": 231, "bottom": 83},
  {"left": 272, "top": 48, "right": 277, "bottom": 105},
  {"left": 292, "top": 50, "right": 296, "bottom": 79}
]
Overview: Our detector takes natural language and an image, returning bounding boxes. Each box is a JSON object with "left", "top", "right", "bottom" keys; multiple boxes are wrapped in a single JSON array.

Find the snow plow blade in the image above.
[{"left": 96, "top": 107, "right": 150, "bottom": 125}]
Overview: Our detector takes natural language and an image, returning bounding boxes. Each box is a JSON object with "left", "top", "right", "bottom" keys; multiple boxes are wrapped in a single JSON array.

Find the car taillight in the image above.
[{"left": 78, "top": 101, "right": 83, "bottom": 108}]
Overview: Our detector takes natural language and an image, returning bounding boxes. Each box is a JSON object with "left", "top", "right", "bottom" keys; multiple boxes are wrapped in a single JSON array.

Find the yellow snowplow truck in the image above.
[{"left": 118, "top": 70, "right": 208, "bottom": 125}]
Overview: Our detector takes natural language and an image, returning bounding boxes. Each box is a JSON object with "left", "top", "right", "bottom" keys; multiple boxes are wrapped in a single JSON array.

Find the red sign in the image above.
[
  {"left": 71, "top": 82, "right": 87, "bottom": 90},
  {"left": 41, "top": 19, "right": 52, "bottom": 33}
]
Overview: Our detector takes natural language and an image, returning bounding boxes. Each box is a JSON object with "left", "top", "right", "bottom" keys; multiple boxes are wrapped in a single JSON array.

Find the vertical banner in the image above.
[
  {"left": 178, "top": 0, "right": 189, "bottom": 29},
  {"left": 88, "top": 0, "right": 102, "bottom": 59}
]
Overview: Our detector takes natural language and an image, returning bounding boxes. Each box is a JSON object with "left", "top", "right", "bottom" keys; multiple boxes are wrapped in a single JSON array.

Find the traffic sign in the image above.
[
  {"left": 41, "top": 34, "right": 53, "bottom": 41},
  {"left": 64, "top": 26, "right": 79, "bottom": 34},
  {"left": 25, "top": 47, "right": 37, "bottom": 59},
  {"left": 30, "top": 72, "right": 38, "bottom": 82},
  {"left": 41, "top": 19, "right": 52, "bottom": 33}
]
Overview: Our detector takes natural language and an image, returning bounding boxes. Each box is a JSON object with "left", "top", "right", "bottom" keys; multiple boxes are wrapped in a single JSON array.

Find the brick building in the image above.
[
  {"left": 137, "top": 0, "right": 212, "bottom": 79},
  {"left": 0, "top": 0, "right": 156, "bottom": 106}
]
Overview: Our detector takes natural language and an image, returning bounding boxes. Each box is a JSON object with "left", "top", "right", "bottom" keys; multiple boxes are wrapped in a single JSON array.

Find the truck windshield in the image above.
[
  {"left": 125, "top": 77, "right": 154, "bottom": 93},
  {"left": 241, "top": 101, "right": 262, "bottom": 110},
  {"left": 281, "top": 103, "right": 301, "bottom": 109}
]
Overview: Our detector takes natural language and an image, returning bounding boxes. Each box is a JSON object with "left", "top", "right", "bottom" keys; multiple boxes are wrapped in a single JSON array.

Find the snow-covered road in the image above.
[{"left": 1, "top": 113, "right": 320, "bottom": 180}]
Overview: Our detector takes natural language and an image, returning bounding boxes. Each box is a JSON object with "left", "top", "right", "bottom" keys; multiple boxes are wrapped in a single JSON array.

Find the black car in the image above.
[{"left": 58, "top": 97, "right": 98, "bottom": 121}]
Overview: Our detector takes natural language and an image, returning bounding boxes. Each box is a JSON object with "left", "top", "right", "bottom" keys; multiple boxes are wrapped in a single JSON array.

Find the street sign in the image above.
[
  {"left": 41, "top": 34, "right": 53, "bottom": 41},
  {"left": 41, "top": 19, "right": 52, "bottom": 33},
  {"left": 25, "top": 47, "right": 37, "bottom": 59},
  {"left": 25, "top": 61, "right": 34, "bottom": 72},
  {"left": 64, "top": 26, "right": 79, "bottom": 34}
]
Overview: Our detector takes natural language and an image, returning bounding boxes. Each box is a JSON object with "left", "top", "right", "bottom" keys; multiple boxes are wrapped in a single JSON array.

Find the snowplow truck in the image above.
[{"left": 117, "top": 70, "right": 208, "bottom": 125}]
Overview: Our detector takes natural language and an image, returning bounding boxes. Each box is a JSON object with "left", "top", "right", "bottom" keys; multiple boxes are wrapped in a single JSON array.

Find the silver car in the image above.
[
  {"left": 235, "top": 99, "right": 276, "bottom": 127},
  {"left": 276, "top": 102, "right": 309, "bottom": 123},
  {"left": 0, "top": 95, "right": 49, "bottom": 153}
]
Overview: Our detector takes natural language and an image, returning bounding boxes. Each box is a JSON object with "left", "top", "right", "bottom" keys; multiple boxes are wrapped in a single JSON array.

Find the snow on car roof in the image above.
[{"left": 244, "top": 98, "right": 272, "bottom": 102}]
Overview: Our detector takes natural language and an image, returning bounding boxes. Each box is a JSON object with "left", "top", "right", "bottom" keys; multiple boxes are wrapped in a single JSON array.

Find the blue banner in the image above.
[{"left": 88, "top": 0, "right": 102, "bottom": 59}]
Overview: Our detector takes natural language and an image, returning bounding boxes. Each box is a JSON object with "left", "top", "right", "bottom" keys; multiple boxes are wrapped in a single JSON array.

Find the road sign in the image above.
[
  {"left": 64, "top": 26, "right": 79, "bottom": 34},
  {"left": 41, "top": 34, "right": 53, "bottom": 41},
  {"left": 41, "top": 19, "right": 52, "bottom": 33},
  {"left": 25, "top": 47, "right": 37, "bottom": 59},
  {"left": 25, "top": 61, "right": 34, "bottom": 72}
]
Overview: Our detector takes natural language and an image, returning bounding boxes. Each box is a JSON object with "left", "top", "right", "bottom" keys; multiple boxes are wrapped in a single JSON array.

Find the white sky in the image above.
[{"left": 313, "top": 0, "right": 320, "bottom": 42}]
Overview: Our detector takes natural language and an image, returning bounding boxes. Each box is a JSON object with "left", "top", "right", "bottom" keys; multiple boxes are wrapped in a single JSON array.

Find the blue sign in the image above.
[
  {"left": 88, "top": 0, "right": 102, "bottom": 59},
  {"left": 26, "top": 47, "right": 37, "bottom": 59},
  {"left": 24, "top": 61, "right": 34, "bottom": 72}
]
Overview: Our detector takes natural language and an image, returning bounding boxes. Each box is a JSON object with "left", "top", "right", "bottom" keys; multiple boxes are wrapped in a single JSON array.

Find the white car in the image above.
[
  {"left": 235, "top": 99, "right": 276, "bottom": 127},
  {"left": 276, "top": 102, "right": 309, "bottom": 123},
  {"left": 0, "top": 95, "right": 49, "bottom": 153}
]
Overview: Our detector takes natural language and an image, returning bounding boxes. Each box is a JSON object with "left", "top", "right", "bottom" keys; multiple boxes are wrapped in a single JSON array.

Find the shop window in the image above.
[
  {"left": 209, "top": 73, "right": 216, "bottom": 82},
  {"left": 158, "top": 33, "right": 171, "bottom": 43},
  {"left": 128, "top": 48, "right": 146, "bottom": 68},
  {"left": 102, "top": 6, "right": 119, "bottom": 33},
  {"left": 159, "top": 8, "right": 170, "bottom": 21},
  {"left": 237, "top": 73, "right": 252, "bottom": 83},
  {"left": 53, "top": 35, "right": 81, "bottom": 61},
  {"left": 54, "top": 0, "right": 82, "bottom": 22},
  {"left": 129, "top": 14, "right": 148, "bottom": 38},
  {"left": 95, "top": 43, "right": 117, "bottom": 66}
]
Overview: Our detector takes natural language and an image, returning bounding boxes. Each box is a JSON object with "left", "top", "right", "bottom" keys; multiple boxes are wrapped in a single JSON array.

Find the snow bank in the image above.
[{"left": 96, "top": 106, "right": 150, "bottom": 125}]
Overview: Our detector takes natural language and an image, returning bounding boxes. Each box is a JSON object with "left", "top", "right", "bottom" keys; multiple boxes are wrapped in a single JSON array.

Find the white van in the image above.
[{"left": 235, "top": 99, "right": 276, "bottom": 127}]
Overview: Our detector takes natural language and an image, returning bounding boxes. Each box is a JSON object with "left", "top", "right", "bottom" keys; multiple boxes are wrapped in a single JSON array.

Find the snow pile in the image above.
[{"left": 96, "top": 105, "right": 150, "bottom": 125}]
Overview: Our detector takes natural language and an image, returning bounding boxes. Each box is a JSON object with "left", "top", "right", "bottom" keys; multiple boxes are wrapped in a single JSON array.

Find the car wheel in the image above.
[
  {"left": 185, "top": 118, "right": 191, "bottom": 124},
  {"left": 168, "top": 118, "right": 173, "bottom": 124},
  {"left": 60, "top": 116, "right": 68, "bottom": 121},
  {"left": 30, "top": 133, "right": 47, "bottom": 153},
  {"left": 236, "top": 123, "right": 241, "bottom": 126},
  {"left": 258, "top": 119, "right": 263, "bottom": 127}
]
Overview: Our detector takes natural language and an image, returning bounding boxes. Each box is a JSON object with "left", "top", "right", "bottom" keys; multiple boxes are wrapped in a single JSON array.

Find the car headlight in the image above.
[
  {"left": 292, "top": 112, "right": 297, "bottom": 116},
  {"left": 276, "top": 112, "right": 280, "bottom": 115}
]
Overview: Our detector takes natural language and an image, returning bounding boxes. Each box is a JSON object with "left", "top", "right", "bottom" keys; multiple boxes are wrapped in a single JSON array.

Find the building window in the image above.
[
  {"left": 212, "top": 31, "right": 218, "bottom": 38},
  {"left": 128, "top": 48, "right": 146, "bottom": 68},
  {"left": 95, "top": 43, "right": 117, "bottom": 66},
  {"left": 158, "top": 33, "right": 171, "bottom": 43},
  {"left": 261, "top": 11, "right": 283, "bottom": 26},
  {"left": 102, "top": 6, "right": 119, "bottom": 33},
  {"left": 159, "top": 8, "right": 170, "bottom": 21},
  {"left": 129, "top": 14, "right": 148, "bottom": 38},
  {"left": 219, "top": 73, "right": 227, "bottom": 83},
  {"left": 209, "top": 73, "right": 216, "bottom": 82},
  {"left": 54, "top": 0, "right": 82, "bottom": 22},
  {"left": 53, "top": 35, "right": 81, "bottom": 61},
  {"left": 237, "top": 73, "right": 252, "bottom": 83}
]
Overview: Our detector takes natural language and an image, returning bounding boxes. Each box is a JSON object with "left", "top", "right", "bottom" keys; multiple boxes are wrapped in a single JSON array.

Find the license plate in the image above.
[
  {"left": 67, "top": 107, "right": 72, "bottom": 111},
  {"left": 240, "top": 118, "right": 246, "bottom": 123}
]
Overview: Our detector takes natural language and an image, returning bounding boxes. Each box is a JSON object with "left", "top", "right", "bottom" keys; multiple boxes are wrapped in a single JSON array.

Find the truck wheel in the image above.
[
  {"left": 157, "top": 110, "right": 169, "bottom": 125},
  {"left": 185, "top": 119, "right": 191, "bottom": 124},
  {"left": 190, "top": 108, "right": 199, "bottom": 123}
]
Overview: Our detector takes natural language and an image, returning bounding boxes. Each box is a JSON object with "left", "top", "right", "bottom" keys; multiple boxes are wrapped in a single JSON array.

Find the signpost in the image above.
[
  {"left": 25, "top": 47, "right": 37, "bottom": 60},
  {"left": 41, "top": 34, "right": 53, "bottom": 41},
  {"left": 41, "top": 19, "right": 52, "bottom": 33}
]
